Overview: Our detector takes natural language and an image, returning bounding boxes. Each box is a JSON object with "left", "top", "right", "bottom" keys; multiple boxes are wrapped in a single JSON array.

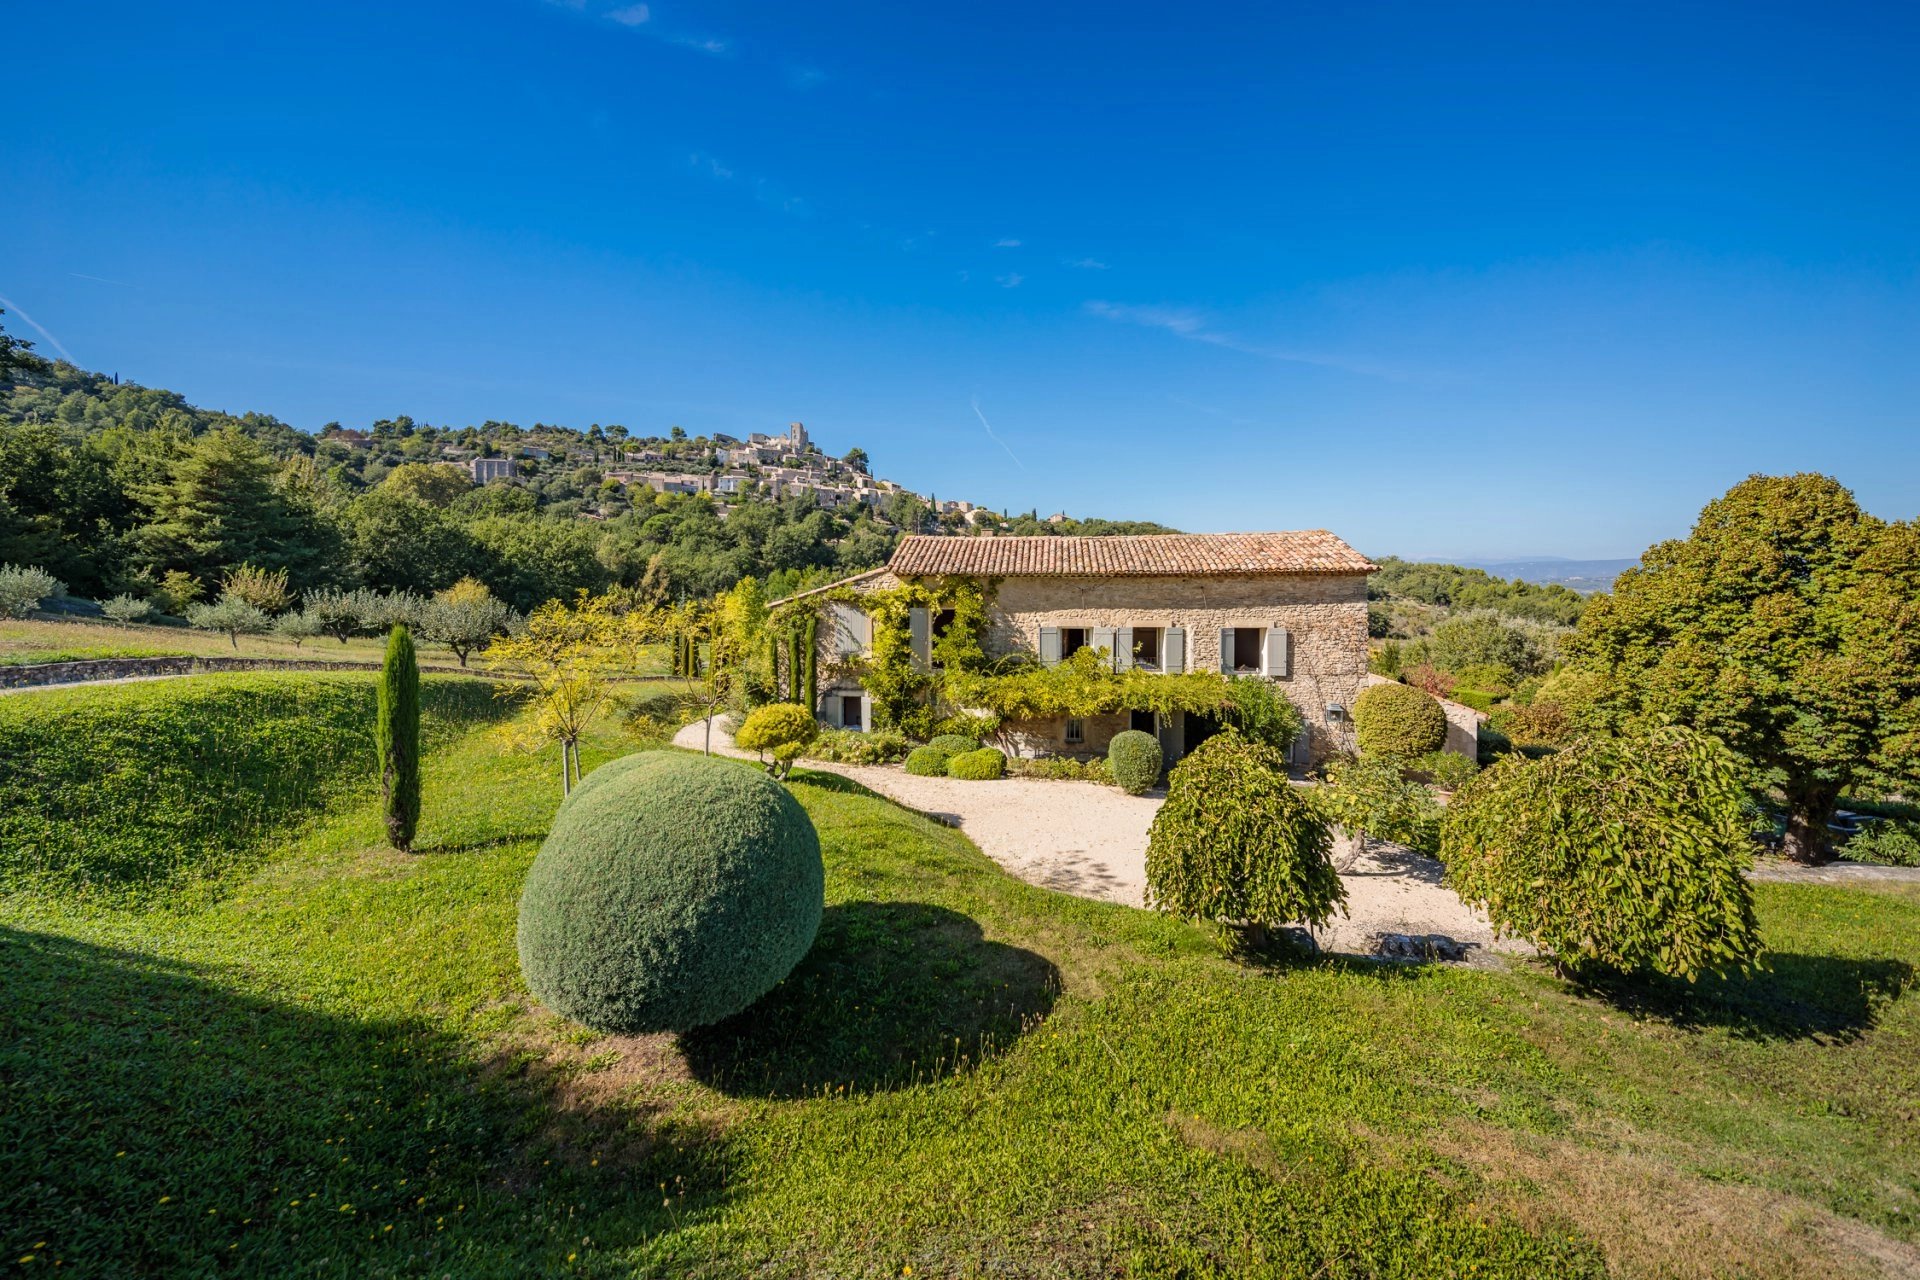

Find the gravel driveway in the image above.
[{"left": 670, "top": 721, "right": 1528, "bottom": 962}]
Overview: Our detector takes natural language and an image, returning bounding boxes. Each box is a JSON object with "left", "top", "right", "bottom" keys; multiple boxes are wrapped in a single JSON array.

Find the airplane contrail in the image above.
[
  {"left": 970, "top": 397, "right": 1027, "bottom": 471},
  {"left": 0, "top": 294, "right": 77, "bottom": 365}
]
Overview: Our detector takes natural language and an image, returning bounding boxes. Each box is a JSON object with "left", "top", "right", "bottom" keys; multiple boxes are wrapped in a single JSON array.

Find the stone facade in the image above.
[
  {"left": 982, "top": 572, "right": 1370, "bottom": 765},
  {"left": 800, "top": 566, "right": 1373, "bottom": 766}
]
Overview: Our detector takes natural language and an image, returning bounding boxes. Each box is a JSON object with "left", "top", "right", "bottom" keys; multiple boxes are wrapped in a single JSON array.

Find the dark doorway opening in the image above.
[
  {"left": 1230, "top": 627, "right": 1263, "bottom": 673},
  {"left": 1130, "top": 710, "right": 1156, "bottom": 734},
  {"left": 1061, "top": 627, "right": 1089, "bottom": 659},
  {"left": 1184, "top": 712, "right": 1223, "bottom": 755},
  {"left": 840, "top": 696, "right": 863, "bottom": 730}
]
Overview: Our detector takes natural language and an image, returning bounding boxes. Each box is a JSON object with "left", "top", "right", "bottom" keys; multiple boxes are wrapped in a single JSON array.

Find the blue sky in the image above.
[{"left": 5, "top": 1, "right": 1917, "bottom": 559}]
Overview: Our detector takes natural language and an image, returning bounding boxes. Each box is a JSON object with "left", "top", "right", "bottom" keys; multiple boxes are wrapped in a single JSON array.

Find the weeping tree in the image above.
[{"left": 377, "top": 624, "right": 421, "bottom": 852}]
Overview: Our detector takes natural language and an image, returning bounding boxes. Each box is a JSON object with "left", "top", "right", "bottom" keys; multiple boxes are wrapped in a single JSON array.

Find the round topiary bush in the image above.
[
  {"left": 734, "top": 702, "right": 819, "bottom": 779},
  {"left": 1353, "top": 682, "right": 1448, "bottom": 757},
  {"left": 946, "top": 747, "right": 1006, "bottom": 780},
  {"left": 517, "top": 751, "right": 824, "bottom": 1033},
  {"left": 927, "top": 733, "right": 981, "bottom": 756},
  {"left": 904, "top": 745, "right": 952, "bottom": 776},
  {"left": 1107, "top": 729, "right": 1163, "bottom": 795}
]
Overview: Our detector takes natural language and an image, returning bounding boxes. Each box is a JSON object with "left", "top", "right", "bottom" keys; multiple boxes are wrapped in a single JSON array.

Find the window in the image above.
[
  {"left": 1064, "top": 718, "right": 1085, "bottom": 746},
  {"left": 1132, "top": 627, "right": 1161, "bottom": 670},
  {"left": 1231, "top": 627, "right": 1263, "bottom": 673},
  {"left": 1061, "top": 627, "right": 1089, "bottom": 658}
]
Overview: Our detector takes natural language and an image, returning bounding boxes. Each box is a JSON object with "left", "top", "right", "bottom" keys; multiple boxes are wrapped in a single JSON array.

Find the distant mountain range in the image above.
[{"left": 1455, "top": 557, "right": 1639, "bottom": 594}]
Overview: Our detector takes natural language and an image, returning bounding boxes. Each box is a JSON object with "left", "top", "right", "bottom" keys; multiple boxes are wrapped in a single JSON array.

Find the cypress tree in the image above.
[
  {"left": 378, "top": 624, "right": 421, "bottom": 852},
  {"left": 801, "top": 613, "right": 818, "bottom": 713}
]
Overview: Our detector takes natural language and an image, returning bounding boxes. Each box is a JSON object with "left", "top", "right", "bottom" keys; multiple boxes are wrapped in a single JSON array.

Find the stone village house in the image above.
[{"left": 789, "top": 531, "right": 1413, "bottom": 767}]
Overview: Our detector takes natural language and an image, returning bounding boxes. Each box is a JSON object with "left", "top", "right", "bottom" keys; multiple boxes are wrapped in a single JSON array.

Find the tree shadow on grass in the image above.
[
  {"left": 681, "top": 901, "right": 1060, "bottom": 1099},
  {"left": 1574, "top": 951, "right": 1915, "bottom": 1043},
  {"left": 0, "top": 925, "right": 730, "bottom": 1275}
]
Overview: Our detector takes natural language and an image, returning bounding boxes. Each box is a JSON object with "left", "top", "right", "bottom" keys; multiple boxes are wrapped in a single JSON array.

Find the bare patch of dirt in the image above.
[{"left": 1423, "top": 1119, "right": 1920, "bottom": 1280}]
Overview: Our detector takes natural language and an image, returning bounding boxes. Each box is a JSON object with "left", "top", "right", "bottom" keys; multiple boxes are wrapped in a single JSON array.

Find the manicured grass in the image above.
[{"left": 2, "top": 687, "right": 1916, "bottom": 1276}]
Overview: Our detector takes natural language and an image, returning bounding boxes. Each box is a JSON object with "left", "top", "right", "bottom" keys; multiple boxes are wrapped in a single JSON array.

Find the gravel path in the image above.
[{"left": 671, "top": 720, "right": 1529, "bottom": 963}]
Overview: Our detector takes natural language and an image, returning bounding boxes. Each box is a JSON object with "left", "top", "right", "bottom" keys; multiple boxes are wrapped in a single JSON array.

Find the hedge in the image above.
[
  {"left": 517, "top": 751, "right": 824, "bottom": 1032},
  {"left": 904, "top": 745, "right": 953, "bottom": 776},
  {"left": 946, "top": 747, "right": 1006, "bottom": 780},
  {"left": 1353, "top": 682, "right": 1448, "bottom": 757}
]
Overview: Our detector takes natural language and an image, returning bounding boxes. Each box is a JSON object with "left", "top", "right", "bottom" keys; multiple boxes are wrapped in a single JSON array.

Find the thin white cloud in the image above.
[
  {"left": 994, "top": 238, "right": 1022, "bottom": 248},
  {"left": 606, "top": 3, "right": 649, "bottom": 25},
  {"left": 672, "top": 33, "right": 728, "bottom": 54},
  {"left": 1066, "top": 257, "right": 1108, "bottom": 270},
  {"left": 689, "top": 152, "right": 733, "bottom": 180},
  {"left": 0, "top": 294, "right": 75, "bottom": 364},
  {"left": 971, "top": 398, "right": 1027, "bottom": 471},
  {"left": 995, "top": 272, "right": 1024, "bottom": 289},
  {"left": 1083, "top": 299, "right": 1409, "bottom": 380}
]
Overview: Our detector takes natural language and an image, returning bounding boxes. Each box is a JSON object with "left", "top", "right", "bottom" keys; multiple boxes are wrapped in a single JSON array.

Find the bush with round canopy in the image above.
[{"left": 517, "top": 751, "right": 825, "bottom": 1033}]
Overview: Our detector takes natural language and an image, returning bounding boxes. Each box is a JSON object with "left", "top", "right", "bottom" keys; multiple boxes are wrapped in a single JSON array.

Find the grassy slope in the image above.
[
  {"left": 0, "top": 616, "right": 673, "bottom": 673},
  {"left": 2, "top": 699, "right": 1916, "bottom": 1278}
]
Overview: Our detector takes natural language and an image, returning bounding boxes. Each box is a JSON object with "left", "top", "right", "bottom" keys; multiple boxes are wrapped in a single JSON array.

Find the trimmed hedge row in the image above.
[{"left": 0, "top": 672, "right": 506, "bottom": 898}]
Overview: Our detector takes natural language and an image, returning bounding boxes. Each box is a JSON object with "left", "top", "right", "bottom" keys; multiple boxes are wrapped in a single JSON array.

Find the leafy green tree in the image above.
[
  {"left": 0, "top": 309, "right": 51, "bottom": 386},
  {"left": 0, "top": 424, "right": 130, "bottom": 596},
  {"left": 1145, "top": 733, "right": 1344, "bottom": 945},
  {"left": 380, "top": 462, "right": 473, "bottom": 508},
  {"left": 1442, "top": 725, "right": 1762, "bottom": 981},
  {"left": 186, "top": 594, "right": 271, "bottom": 647},
  {"left": 1569, "top": 474, "right": 1920, "bottom": 863},
  {"left": 418, "top": 577, "right": 518, "bottom": 666},
  {"left": 0, "top": 564, "right": 63, "bottom": 619},
  {"left": 735, "top": 702, "right": 819, "bottom": 780},
  {"left": 302, "top": 586, "right": 381, "bottom": 643},
  {"left": 133, "top": 427, "right": 332, "bottom": 587},
  {"left": 100, "top": 593, "right": 153, "bottom": 628},
  {"left": 273, "top": 609, "right": 322, "bottom": 647},
  {"left": 344, "top": 490, "right": 476, "bottom": 595},
  {"left": 220, "top": 562, "right": 293, "bottom": 614},
  {"left": 377, "top": 625, "right": 422, "bottom": 852}
]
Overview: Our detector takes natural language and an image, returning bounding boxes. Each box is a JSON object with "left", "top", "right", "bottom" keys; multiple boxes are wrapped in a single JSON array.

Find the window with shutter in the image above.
[
  {"left": 1091, "top": 626, "right": 1116, "bottom": 668},
  {"left": 1039, "top": 627, "right": 1062, "bottom": 666},
  {"left": 1265, "top": 627, "right": 1291, "bottom": 678},
  {"left": 1114, "top": 626, "right": 1135, "bottom": 671},
  {"left": 1164, "top": 627, "right": 1185, "bottom": 673},
  {"left": 1218, "top": 629, "right": 1234, "bottom": 673},
  {"left": 908, "top": 608, "right": 931, "bottom": 668}
]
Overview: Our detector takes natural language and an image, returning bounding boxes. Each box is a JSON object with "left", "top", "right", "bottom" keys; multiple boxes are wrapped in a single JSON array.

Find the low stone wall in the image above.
[{"left": 0, "top": 655, "right": 502, "bottom": 690}]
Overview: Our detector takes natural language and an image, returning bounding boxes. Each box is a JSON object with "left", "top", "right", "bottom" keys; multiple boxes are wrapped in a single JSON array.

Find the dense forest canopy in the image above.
[{"left": 0, "top": 320, "right": 1173, "bottom": 611}]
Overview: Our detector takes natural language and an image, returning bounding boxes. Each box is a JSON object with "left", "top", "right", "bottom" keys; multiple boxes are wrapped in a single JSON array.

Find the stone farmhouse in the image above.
[{"left": 798, "top": 531, "right": 1380, "bottom": 766}]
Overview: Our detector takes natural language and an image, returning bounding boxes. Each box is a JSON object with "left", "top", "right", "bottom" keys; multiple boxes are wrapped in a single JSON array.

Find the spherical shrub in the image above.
[
  {"left": 1107, "top": 729, "right": 1163, "bottom": 795},
  {"left": 904, "top": 745, "right": 952, "bottom": 776},
  {"left": 946, "top": 747, "right": 1006, "bottom": 780},
  {"left": 517, "top": 751, "right": 824, "bottom": 1033},
  {"left": 735, "top": 702, "right": 818, "bottom": 779},
  {"left": 1354, "top": 682, "right": 1447, "bottom": 757},
  {"left": 1441, "top": 725, "right": 1760, "bottom": 981},
  {"left": 1146, "top": 733, "right": 1343, "bottom": 932},
  {"left": 928, "top": 733, "right": 980, "bottom": 756}
]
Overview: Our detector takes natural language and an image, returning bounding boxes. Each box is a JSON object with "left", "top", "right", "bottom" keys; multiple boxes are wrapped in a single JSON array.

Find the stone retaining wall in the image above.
[{"left": 0, "top": 655, "right": 502, "bottom": 690}]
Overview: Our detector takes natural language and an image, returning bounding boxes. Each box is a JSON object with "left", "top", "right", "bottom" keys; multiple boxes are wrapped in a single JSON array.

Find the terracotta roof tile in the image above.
[{"left": 888, "top": 532, "right": 1376, "bottom": 578}]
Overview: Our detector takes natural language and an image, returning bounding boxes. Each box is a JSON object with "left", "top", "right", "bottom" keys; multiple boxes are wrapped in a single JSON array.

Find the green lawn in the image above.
[{"left": 2, "top": 684, "right": 1916, "bottom": 1277}]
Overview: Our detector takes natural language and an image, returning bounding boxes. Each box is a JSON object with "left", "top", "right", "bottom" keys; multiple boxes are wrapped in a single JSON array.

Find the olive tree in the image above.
[{"left": 1569, "top": 474, "right": 1920, "bottom": 863}]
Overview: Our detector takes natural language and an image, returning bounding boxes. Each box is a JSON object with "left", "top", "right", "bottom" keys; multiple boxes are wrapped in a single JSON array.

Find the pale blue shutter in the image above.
[
  {"left": 1265, "top": 627, "right": 1291, "bottom": 678},
  {"left": 1039, "top": 627, "right": 1062, "bottom": 666},
  {"left": 1164, "top": 627, "right": 1185, "bottom": 674},
  {"left": 1091, "top": 626, "right": 1116, "bottom": 669},
  {"left": 1218, "top": 628, "right": 1234, "bottom": 673},
  {"left": 1114, "top": 627, "right": 1134, "bottom": 671},
  {"left": 909, "top": 607, "right": 931, "bottom": 668}
]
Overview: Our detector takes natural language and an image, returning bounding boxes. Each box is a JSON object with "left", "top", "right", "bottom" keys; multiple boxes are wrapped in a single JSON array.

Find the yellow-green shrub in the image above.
[
  {"left": 946, "top": 747, "right": 1006, "bottom": 780},
  {"left": 1353, "top": 682, "right": 1447, "bottom": 757}
]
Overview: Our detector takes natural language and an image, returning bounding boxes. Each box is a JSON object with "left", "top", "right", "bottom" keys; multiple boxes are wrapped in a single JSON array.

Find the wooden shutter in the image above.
[
  {"left": 1218, "top": 628, "right": 1234, "bottom": 674},
  {"left": 1164, "top": 627, "right": 1185, "bottom": 674},
  {"left": 1265, "top": 626, "right": 1291, "bottom": 678},
  {"left": 823, "top": 695, "right": 843, "bottom": 729},
  {"left": 1091, "top": 626, "right": 1116, "bottom": 669},
  {"left": 1114, "top": 627, "right": 1134, "bottom": 671},
  {"left": 1039, "top": 626, "right": 1062, "bottom": 666},
  {"left": 909, "top": 607, "right": 931, "bottom": 668}
]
